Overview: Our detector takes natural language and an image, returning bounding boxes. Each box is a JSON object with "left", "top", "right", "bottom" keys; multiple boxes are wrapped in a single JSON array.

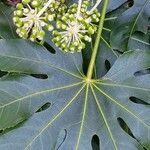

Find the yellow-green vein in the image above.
[
  {"left": 0, "top": 81, "right": 83, "bottom": 109},
  {"left": 24, "top": 84, "right": 86, "bottom": 150},
  {"left": 93, "top": 84, "right": 149, "bottom": 129},
  {"left": 104, "top": 17, "right": 117, "bottom": 21},
  {"left": 72, "top": 56, "right": 85, "bottom": 78},
  {"left": 103, "top": 27, "right": 111, "bottom": 32},
  {"left": 0, "top": 54, "right": 82, "bottom": 79},
  {"left": 75, "top": 84, "right": 89, "bottom": 150},
  {"left": 131, "top": 37, "right": 150, "bottom": 46},
  {"left": 91, "top": 85, "right": 118, "bottom": 150},
  {"left": 96, "top": 81, "right": 150, "bottom": 92},
  {"left": 101, "top": 36, "right": 118, "bottom": 58}
]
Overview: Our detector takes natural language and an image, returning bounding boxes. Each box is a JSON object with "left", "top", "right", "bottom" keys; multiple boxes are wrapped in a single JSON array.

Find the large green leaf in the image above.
[
  {"left": 110, "top": 0, "right": 150, "bottom": 51},
  {"left": 0, "top": 39, "right": 83, "bottom": 129},
  {"left": 0, "top": 40, "right": 149, "bottom": 149},
  {"left": 114, "top": 0, "right": 150, "bottom": 33}
]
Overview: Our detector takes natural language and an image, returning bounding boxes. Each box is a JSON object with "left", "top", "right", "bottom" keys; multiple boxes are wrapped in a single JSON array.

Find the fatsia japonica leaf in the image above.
[
  {"left": 114, "top": 0, "right": 150, "bottom": 33},
  {"left": 110, "top": 0, "right": 150, "bottom": 52},
  {"left": 0, "top": 39, "right": 83, "bottom": 129},
  {"left": 0, "top": 40, "right": 149, "bottom": 149},
  {"left": 0, "top": 3, "right": 17, "bottom": 39}
]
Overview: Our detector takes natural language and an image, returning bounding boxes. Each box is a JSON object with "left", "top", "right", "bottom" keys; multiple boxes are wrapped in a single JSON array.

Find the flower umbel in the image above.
[
  {"left": 52, "top": 0, "right": 100, "bottom": 52},
  {"left": 45, "top": 0, "right": 67, "bottom": 19},
  {"left": 13, "top": 0, "right": 102, "bottom": 53},
  {"left": 13, "top": 0, "right": 66, "bottom": 42}
]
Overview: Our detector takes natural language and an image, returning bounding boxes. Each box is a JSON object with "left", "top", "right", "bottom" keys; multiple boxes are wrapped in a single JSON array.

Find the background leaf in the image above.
[
  {"left": 128, "top": 31, "right": 150, "bottom": 51},
  {"left": 0, "top": 3, "right": 17, "bottom": 39},
  {"left": 110, "top": 0, "right": 150, "bottom": 51}
]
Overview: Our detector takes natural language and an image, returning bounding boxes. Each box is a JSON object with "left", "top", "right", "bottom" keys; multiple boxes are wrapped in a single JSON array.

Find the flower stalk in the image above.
[
  {"left": 52, "top": 0, "right": 101, "bottom": 52},
  {"left": 86, "top": 0, "right": 109, "bottom": 79},
  {"left": 76, "top": 0, "right": 82, "bottom": 18}
]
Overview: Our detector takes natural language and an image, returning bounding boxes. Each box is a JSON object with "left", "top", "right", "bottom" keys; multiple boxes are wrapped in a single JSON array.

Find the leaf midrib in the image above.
[
  {"left": 101, "top": 36, "right": 118, "bottom": 58},
  {"left": 75, "top": 84, "right": 89, "bottom": 150},
  {"left": 91, "top": 85, "right": 118, "bottom": 150},
  {"left": 0, "top": 54, "right": 82, "bottom": 79},
  {"left": 24, "top": 84, "right": 86, "bottom": 150},
  {"left": 93, "top": 84, "right": 150, "bottom": 129},
  {"left": 0, "top": 82, "right": 83, "bottom": 109},
  {"left": 131, "top": 37, "right": 150, "bottom": 46},
  {"left": 96, "top": 81, "right": 150, "bottom": 92}
]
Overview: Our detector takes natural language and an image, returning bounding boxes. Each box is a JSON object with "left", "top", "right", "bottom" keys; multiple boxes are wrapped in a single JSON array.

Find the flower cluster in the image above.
[
  {"left": 13, "top": 0, "right": 101, "bottom": 52},
  {"left": 13, "top": 0, "right": 66, "bottom": 42},
  {"left": 53, "top": 0, "right": 100, "bottom": 52},
  {"left": 45, "top": 0, "right": 67, "bottom": 19}
]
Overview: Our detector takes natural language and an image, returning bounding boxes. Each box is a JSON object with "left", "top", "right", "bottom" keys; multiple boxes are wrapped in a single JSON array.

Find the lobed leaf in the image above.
[
  {"left": 0, "top": 40, "right": 149, "bottom": 149},
  {"left": 110, "top": 0, "right": 150, "bottom": 51}
]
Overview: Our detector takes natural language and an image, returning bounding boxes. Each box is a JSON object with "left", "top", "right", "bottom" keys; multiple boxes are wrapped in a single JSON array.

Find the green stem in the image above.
[{"left": 86, "top": 0, "right": 109, "bottom": 79}]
